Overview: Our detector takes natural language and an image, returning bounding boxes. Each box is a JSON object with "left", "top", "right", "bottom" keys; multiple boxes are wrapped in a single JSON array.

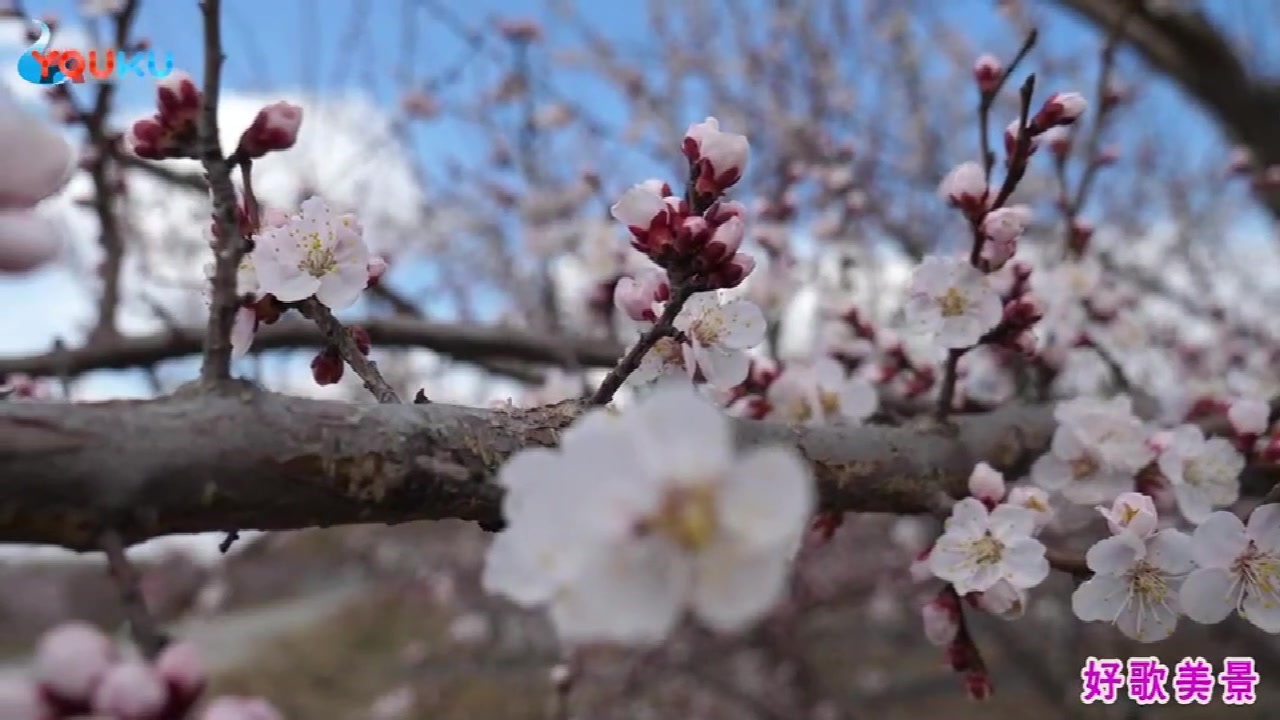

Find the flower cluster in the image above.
[
  {"left": 126, "top": 74, "right": 302, "bottom": 164},
  {"left": 0, "top": 623, "right": 282, "bottom": 720},
  {"left": 610, "top": 118, "right": 754, "bottom": 288},
  {"left": 483, "top": 382, "right": 815, "bottom": 646},
  {"left": 1072, "top": 498, "right": 1280, "bottom": 641},
  {"left": 125, "top": 72, "right": 204, "bottom": 160}
]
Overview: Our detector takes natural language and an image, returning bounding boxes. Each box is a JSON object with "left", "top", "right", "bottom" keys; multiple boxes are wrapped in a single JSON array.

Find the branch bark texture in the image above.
[{"left": 0, "top": 388, "right": 1062, "bottom": 551}]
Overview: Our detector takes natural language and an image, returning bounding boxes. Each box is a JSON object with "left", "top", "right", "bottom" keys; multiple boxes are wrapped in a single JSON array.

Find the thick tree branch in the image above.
[
  {"left": 0, "top": 389, "right": 1064, "bottom": 551},
  {"left": 1054, "top": 0, "right": 1280, "bottom": 217},
  {"left": 0, "top": 319, "right": 624, "bottom": 378}
]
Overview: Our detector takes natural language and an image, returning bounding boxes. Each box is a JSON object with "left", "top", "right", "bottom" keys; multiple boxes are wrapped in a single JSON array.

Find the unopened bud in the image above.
[
  {"left": 973, "top": 54, "right": 1003, "bottom": 94},
  {"left": 236, "top": 101, "right": 303, "bottom": 159}
]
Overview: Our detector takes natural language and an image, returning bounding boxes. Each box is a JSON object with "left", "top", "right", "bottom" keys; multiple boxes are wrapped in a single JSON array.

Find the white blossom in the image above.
[
  {"left": 1180, "top": 506, "right": 1280, "bottom": 632},
  {"left": 675, "top": 292, "right": 766, "bottom": 390},
  {"left": 483, "top": 383, "right": 814, "bottom": 646},
  {"left": 252, "top": 196, "right": 370, "bottom": 309},
  {"left": 1031, "top": 396, "right": 1153, "bottom": 505},
  {"left": 903, "top": 255, "right": 1002, "bottom": 350},
  {"left": 928, "top": 498, "right": 1049, "bottom": 595},
  {"left": 765, "top": 358, "right": 878, "bottom": 426},
  {"left": 1071, "top": 529, "right": 1194, "bottom": 642},
  {"left": 1156, "top": 424, "right": 1245, "bottom": 524}
]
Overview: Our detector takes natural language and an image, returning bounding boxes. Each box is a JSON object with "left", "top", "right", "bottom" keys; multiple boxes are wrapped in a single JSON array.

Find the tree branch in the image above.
[
  {"left": 0, "top": 389, "right": 1065, "bottom": 551},
  {"left": 1053, "top": 0, "right": 1280, "bottom": 217},
  {"left": 0, "top": 319, "right": 624, "bottom": 378}
]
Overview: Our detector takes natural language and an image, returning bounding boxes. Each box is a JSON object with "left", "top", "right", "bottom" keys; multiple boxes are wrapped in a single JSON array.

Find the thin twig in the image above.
[
  {"left": 589, "top": 283, "right": 698, "bottom": 405},
  {"left": 100, "top": 529, "right": 168, "bottom": 659},
  {"left": 299, "top": 299, "right": 402, "bottom": 403},
  {"left": 197, "top": 0, "right": 248, "bottom": 385}
]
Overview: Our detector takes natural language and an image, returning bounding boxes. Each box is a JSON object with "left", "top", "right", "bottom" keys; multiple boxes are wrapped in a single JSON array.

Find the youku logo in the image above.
[{"left": 15, "top": 20, "right": 174, "bottom": 85}]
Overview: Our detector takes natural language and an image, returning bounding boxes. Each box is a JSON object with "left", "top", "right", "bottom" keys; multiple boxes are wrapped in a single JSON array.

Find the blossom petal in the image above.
[
  {"left": 1085, "top": 534, "right": 1142, "bottom": 575},
  {"left": 228, "top": 307, "right": 257, "bottom": 361},
  {"left": 1116, "top": 599, "right": 1178, "bottom": 643},
  {"left": 1145, "top": 529, "right": 1195, "bottom": 575},
  {"left": 713, "top": 300, "right": 766, "bottom": 348},
  {"left": 1240, "top": 588, "right": 1280, "bottom": 632},
  {"left": 1072, "top": 573, "right": 1127, "bottom": 622},
  {"left": 631, "top": 382, "right": 734, "bottom": 484},
  {"left": 694, "top": 344, "right": 750, "bottom": 390},
  {"left": 1247, "top": 503, "right": 1280, "bottom": 553},
  {"left": 691, "top": 538, "right": 792, "bottom": 633},
  {"left": 1002, "top": 538, "right": 1049, "bottom": 589},
  {"left": 549, "top": 537, "right": 691, "bottom": 647},
  {"left": 1179, "top": 568, "right": 1238, "bottom": 625},
  {"left": 1190, "top": 511, "right": 1248, "bottom": 568},
  {"left": 989, "top": 505, "right": 1036, "bottom": 542}
]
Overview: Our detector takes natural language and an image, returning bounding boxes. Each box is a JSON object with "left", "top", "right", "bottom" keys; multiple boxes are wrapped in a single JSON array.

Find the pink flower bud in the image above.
[
  {"left": 967, "top": 462, "right": 1006, "bottom": 504},
  {"left": 155, "top": 70, "right": 202, "bottom": 126},
  {"left": 938, "top": 161, "right": 988, "bottom": 212},
  {"left": 684, "top": 117, "right": 749, "bottom": 194},
  {"left": 704, "top": 199, "right": 746, "bottom": 225},
  {"left": 1007, "top": 486, "right": 1053, "bottom": 528},
  {"left": 237, "top": 101, "right": 303, "bottom": 159},
  {"left": 91, "top": 663, "right": 168, "bottom": 720},
  {"left": 972, "top": 53, "right": 1003, "bottom": 93},
  {"left": 311, "top": 348, "right": 344, "bottom": 385},
  {"left": 1097, "top": 492, "right": 1158, "bottom": 539},
  {"left": 33, "top": 622, "right": 117, "bottom": 706},
  {"left": 610, "top": 183, "right": 669, "bottom": 233},
  {"left": 975, "top": 580, "right": 1026, "bottom": 619},
  {"left": 921, "top": 596, "right": 959, "bottom": 646},
  {"left": 1033, "top": 91, "right": 1087, "bottom": 130},
  {"left": 0, "top": 678, "right": 53, "bottom": 720},
  {"left": 155, "top": 641, "right": 206, "bottom": 703},
  {"left": 614, "top": 275, "right": 659, "bottom": 323},
  {"left": 981, "top": 205, "right": 1032, "bottom": 245},
  {"left": 123, "top": 116, "right": 168, "bottom": 160},
  {"left": 201, "top": 696, "right": 285, "bottom": 720},
  {"left": 714, "top": 252, "right": 756, "bottom": 289},
  {"left": 702, "top": 215, "right": 745, "bottom": 264},
  {"left": 1040, "top": 126, "right": 1071, "bottom": 158},
  {"left": 1229, "top": 398, "right": 1270, "bottom": 436}
]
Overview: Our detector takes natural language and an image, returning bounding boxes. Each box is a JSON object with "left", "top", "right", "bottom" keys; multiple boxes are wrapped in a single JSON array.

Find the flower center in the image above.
[
  {"left": 936, "top": 287, "right": 968, "bottom": 318},
  {"left": 967, "top": 534, "right": 1005, "bottom": 565},
  {"left": 688, "top": 313, "right": 725, "bottom": 346},
  {"left": 1022, "top": 496, "right": 1048, "bottom": 513},
  {"left": 1130, "top": 561, "right": 1171, "bottom": 602},
  {"left": 785, "top": 397, "right": 813, "bottom": 424},
  {"left": 1235, "top": 544, "right": 1280, "bottom": 605},
  {"left": 296, "top": 231, "right": 338, "bottom": 278},
  {"left": 1120, "top": 503, "right": 1141, "bottom": 525},
  {"left": 818, "top": 389, "right": 841, "bottom": 416},
  {"left": 1071, "top": 453, "right": 1099, "bottom": 480},
  {"left": 652, "top": 336, "right": 686, "bottom": 366},
  {"left": 649, "top": 485, "right": 719, "bottom": 551}
]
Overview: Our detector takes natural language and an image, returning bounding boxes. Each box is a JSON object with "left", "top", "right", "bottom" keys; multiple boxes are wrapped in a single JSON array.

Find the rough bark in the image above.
[
  {"left": 0, "top": 384, "right": 1062, "bottom": 551},
  {"left": 0, "top": 318, "right": 624, "bottom": 378},
  {"left": 1054, "top": 0, "right": 1280, "bottom": 217}
]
